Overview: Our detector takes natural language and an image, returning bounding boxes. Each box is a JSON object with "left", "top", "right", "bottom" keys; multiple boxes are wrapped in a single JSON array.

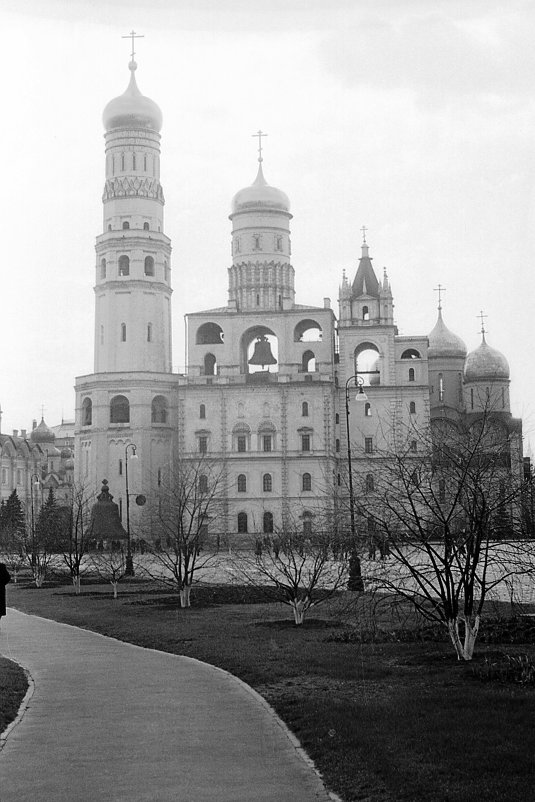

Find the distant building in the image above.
[{"left": 74, "top": 56, "right": 523, "bottom": 541}]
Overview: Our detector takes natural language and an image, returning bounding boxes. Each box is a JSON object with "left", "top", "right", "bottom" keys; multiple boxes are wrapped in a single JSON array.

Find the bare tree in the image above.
[
  {"left": 232, "top": 513, "right": 349, "bottom": 625},
  {"left": 91, "top": 547, "right": 127, "bottom": 599},
  {"left": 141, "top": 457, "right": 226, "bottom": 608},
  {"left": 355, "top": 409, "right": 529, "bottom": 660},
  {"left": 58, "top": 483, "right": 95, "bottom": 594}
]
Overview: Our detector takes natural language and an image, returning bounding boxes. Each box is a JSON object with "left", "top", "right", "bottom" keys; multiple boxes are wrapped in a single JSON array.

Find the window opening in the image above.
[
  {"left": 237, "top": 512, "right": 248, "bottom": 533},
  {"left": 121, "top": 323, "right": 127, "bottom": 342},
  {"left": 263, "top": 435, "right": 272, "bottom": 452},
  {"left": 118, "top": 255, "right": 130, "bottom": 276},
  {"left": 302, "top": 473, "right": 312, "bottom": 491},
  {"left": 200, "top": 404, "right": 206, "bottom": 419},
  {"left": 263, "top": 473, "right": 272, "bottom": 492},
  {"left": 263, "top": 511, "right": 274, "bottom": 533},
  {"left": 409, "top": 367, "right": 415, "bottom": 382},
  {"left": 364, "top": 437, "right": 373, "bottom": 454},
  {"left": 237, "top": 474, "right": 247, "bottom": 492}
]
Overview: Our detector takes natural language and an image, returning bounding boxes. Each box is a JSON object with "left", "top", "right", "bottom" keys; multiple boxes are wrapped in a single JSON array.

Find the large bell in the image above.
[
  {"left": 90, "top": 479, "right": 128, "bottom": 541},
  {"left": 248, "top": 335, "right": 277, "bottom": 368}
]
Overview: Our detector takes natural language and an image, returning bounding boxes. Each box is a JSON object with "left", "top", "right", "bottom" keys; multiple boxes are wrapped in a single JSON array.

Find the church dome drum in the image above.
[
  {"left": 464, "top": 338, "right": 510, "bottom": 381},
  {"left": 103, "top": 61, "right": 162, "bottom": 132}
]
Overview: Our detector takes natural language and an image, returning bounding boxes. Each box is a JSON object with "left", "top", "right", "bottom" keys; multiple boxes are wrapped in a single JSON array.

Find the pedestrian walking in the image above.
[{"left": 0, "top": 562, "right": 11, "bottom": 624}]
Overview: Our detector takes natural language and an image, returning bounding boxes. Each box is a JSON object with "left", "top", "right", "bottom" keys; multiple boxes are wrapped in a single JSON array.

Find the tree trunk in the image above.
[
  {"left": 447, "top": 615, "right": 480, "bottom": 661},
  {"left": 180, "top": 584, "right": 192, "bottom": 608},
  {"left": 34, "top": 568, "right": 46, "bottom": 588},
  {"left": 111, "top": 581, "right": 118, "bottom": 599},
  {"left": 72, "top": 575, "right": 81, "bottom": 594},
  {"left": 290, "top": 598, "right": 309, "bottom": 625}
]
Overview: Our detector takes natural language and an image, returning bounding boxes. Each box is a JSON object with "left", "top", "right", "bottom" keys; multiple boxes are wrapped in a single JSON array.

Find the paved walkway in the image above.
[{"left": 0, "top": 610, "right": 335, "bottom": 801}]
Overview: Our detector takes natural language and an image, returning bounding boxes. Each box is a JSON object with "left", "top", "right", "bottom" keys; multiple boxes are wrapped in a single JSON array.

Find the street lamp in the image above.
[
  {"left": 124, "top": 443, "right": 138, "bottom": 576},
  {"left": 30, "top": 473, "right": 40, "bottom": 571},
  {"left": 344, "top": 366, "right": 373, "bottom": 593}
]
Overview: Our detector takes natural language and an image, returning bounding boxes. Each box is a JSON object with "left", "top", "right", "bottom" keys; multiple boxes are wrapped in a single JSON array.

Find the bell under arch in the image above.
[{"left": 241, "top": 326, "right": 279, "bottom": 374}]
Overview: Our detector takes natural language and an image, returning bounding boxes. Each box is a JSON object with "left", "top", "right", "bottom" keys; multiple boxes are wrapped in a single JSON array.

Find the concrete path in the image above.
[{"left": 0, "top": 609, "right": 335, "bottom": 801}]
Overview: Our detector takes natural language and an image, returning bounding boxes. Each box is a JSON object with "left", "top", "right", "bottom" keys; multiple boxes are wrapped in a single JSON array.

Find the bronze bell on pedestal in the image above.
[{"left": 248, "top": 335, "right": 277, "bottom": 369}]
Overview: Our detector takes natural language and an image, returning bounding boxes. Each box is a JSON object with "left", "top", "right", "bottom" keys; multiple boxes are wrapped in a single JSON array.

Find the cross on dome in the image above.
[
  {"left": 122, "top": 29, "right": 144, "bottom": 66},
  {"left": 434, "top": 283, "right": 446, "bottom": 311},
  {"left": 361, "top": 225, "right": 368, "bottom": 244},
  {"left": 478, "top": 310, "right": 488, "bottom": 338},
  {"left": 252, "top": 130, "right": 268, "bottom": 163}
]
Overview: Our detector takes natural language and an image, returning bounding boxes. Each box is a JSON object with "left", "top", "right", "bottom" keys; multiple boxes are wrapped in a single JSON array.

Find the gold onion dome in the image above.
[
  {"left": 30, "top": 417, "right": 55, "bottom": 444},
  {"left": 427, "top": 310, "right": 467, "bottom": 359},
  {"left": 464, "top": 335, "right": 510, "bottom": 381},
  {"left": 231, "top": 163, "right": 290, "bottom": 214},
  {"left": 103, "top": 61, "right": 162, "bottom": 133}
]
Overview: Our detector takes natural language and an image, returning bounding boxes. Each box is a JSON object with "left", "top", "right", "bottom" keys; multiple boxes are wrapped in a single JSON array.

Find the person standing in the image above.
[{"left": 0, "top": 562, "right": 11, "bottom": 625}]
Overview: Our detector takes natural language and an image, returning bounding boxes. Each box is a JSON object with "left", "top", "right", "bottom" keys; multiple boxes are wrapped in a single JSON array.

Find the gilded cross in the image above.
[
  {"left": 434, "top": 283, "right": 446, "bottom": 310},
  {"left": 478, "top": 310, "right": 488, "bottom": 336},
  {"left": 122, "top": 30, "right": 144, "bottom": 63},
  {"left": 361, "top": 225, "right": 368, "bottom": 244},
  {"left": 252, "top": 130, "right": 268, "bottom": 163}
]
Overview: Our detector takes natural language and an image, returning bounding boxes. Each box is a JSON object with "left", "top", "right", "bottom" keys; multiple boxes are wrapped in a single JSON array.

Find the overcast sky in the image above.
[{"left": 1, "top": 0, "right": 533, "bottom": 444}]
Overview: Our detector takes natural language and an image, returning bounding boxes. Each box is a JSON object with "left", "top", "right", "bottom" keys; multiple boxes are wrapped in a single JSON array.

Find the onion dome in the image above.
[
  {"left": 464, "top": 335, "right": 510, "bottom": 381},
  {"left": 60, "top": 447, "right": 72, "bottom": 459},
  {"left": 30, "top": 417, "right": 55, "bottom": 444},
  {"left": 103, "top": 61, "right": 162, "bottom": 133},
  {"left": 428, "top": 310, "right": 467, "bottom": 359},
  {"left": 231, "top": 163, "right": 290, "bottom": 214}
]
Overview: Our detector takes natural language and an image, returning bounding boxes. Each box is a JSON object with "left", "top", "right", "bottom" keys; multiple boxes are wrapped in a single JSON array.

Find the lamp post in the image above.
[
  {"left": 124, "top": 443, "right": 138, "bottom": 576},
  {"left": 344, "top": 369, "right": 370, "bottom": 592},
  {"left": 30, "top": 473, "right": 40, "bottom": 571}
]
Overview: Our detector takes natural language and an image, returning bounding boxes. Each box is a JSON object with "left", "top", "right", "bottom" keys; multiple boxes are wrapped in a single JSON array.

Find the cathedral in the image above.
[{"left": 73, "top": 55, "right": 523, "bottom": 542}]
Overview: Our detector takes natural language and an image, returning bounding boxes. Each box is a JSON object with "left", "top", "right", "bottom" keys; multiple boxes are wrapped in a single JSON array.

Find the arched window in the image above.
[
  {"left": 439, "top": 374, "right": 444, "bottom": 402},
  {"left": 196, "top": 323, "right": 224, "bottom": 344},
  {"left": 204, "top": 353, "right": 217, "bottom": 376},
  {"left": 502, "top": 387, "right": 505, "bottom": 409},
  {"left": 164, "top": 261, "right": 170, "bottom": 283},
  {"left": 302, "top": 473, "right": 312, "bottom": 491},
  {"left": 110, "top": 395, "right": 129, "bottom": 424},
  {"left": 401, "top": 349, "right": 421, "bottom": 360},
  {"left": 302, "top": 350, "right": 316, "bottom": 372},
  {"left": 237, "top": 512, "right": 248, "bottom": 533},
  {"left": 132, "top": 153, "right": 136, "bottom": 171},
  {"left": 410, "top": 440, "right": 417, "bottom": 453},
  {"left": 263, "top": 473, "right": 272, "bottom": 492},
  {"left": 365, "top": 403, "right": 371, "bottom": 417},
  {"left": 122, "top": 221, "right": 130, "bottom": 230},
  {"left": 408, "top": 368, "right": 415, "bottom": 382},
  {"left": 335, "top": 413, "right": 339, "bottom": 424},
  {"left": 362, "top": 305, "right": 369, "bottom": 321},
  {"left": 199, "top": 474, "right": 208, "bottom": 494},
  {"left": 237, "top": 474, "right": 247, "bottom": 493},
  {"left": 100, "top": 258, "right": 106, "bottom": 279},
  {"left": 144, "top": 154, "right": 147, "bottom": 171},
  {"left": 200, "top": 404, "right": 206, "bottom": 419},
  {"left": 121, "top": 153, "right": 125, "bottom": 171},
  {"left": 118, "top": 255, "right": 130, "bottom": 276},
  {"left": 147, "top": 323, "right": 152, "bottom": 342},
  {"left": 143, "top": 222, "right": 149, "bottom": 230},
  {"left": 82, "top": 397, "right": 92, "bottom": 426},
  {"left": 365, "top": 474, "right": 374, "bottom": 493},
  {"left": 302, "top": 401, "right": 309, "bottom": 417},
  {"left": 263, "top": 512, "right": 274, "bottom": 534},
  {"left": 302, "top": 513, "right": 313, "bottom": 537},
  {"left": 121, "top": 323, "right": 127, "bottom": 342},
  {"left": 151, "top": 396, "right": 168, "bottom": 424},
  {"left": 471, "top": 388, "right": 474, "bottom": 409},
  {"left": 409, "top": 401, "right": 416, "bottom": 414},
  {"left": 256, "top": 294, "right": 260, "bottom": 306},
  {"left": 144, "top": 256, "right": 155, "bottom": 276},
  {"left": 336, "top": 438, "right": 340, "bottom": 452}
]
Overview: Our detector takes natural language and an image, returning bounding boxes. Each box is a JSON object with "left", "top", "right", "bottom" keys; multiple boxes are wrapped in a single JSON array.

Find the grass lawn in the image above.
[
  {"left": 0, "top": 655, "right": 28, "bottom": 735},
  {"left": 4, "top": 572, "right": 535, "bottom": 802}
]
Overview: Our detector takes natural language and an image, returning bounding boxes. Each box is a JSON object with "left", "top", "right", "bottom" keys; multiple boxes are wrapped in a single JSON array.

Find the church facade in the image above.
[{"left": 74, "top": 58, "right": 523, "bottom": 542}]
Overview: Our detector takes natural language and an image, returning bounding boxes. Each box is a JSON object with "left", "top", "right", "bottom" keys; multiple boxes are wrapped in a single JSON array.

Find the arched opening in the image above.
[
  {"left": 263, "top": 473, "right": 272, "bottom": 492},
  {"left": 151, "top": 395, "right": 168, "bottom": 424},
  {"left": 294, "top": 319, "right": 323, "bottom": 342},
  {"left": 147, "top": 323, "right": 152, "bottom": 342},
  {"left": 82, "top": 398, "right": 92, "bottom": 426},
  {"left": 302, "top": 512, "right": 313, "bottom": 537},
  {"left": 233, "top": 423, "right": 251, "bottom": 452},
  {"left": 199, "top": 474, "right": 208, "bottom": 494},
  {"left": 237, "top": 474, "right": 247, "bottom": 493},
  {"left": 121, "top": 323, "right": 127, "bottom": 342},
  {"left": 408, "top": 368, "right": 415, "bottom": 382},
  {"left": 365, "top": 474, "right": 374, "bottom": 493},
  {"left": 143, "top": 222, "right": 149, "bottom": 231},
  {"left": 110, "top": 395, "right": 129, "bottom": 424},
  {"left": 118, "top": 255, "right": 130, "bottom": 276},
  {"left": 409, "top": 401, "right": 416, "bottom": 414},
  {"left": 354, "top": 342, "right": 380, "bottom": 385},
  {"left": 199, "top": 404, "right": 206, "bottom": 419},
  {"left": 100, "top": 258, "right": 106, "bottom": 279},
  {"left": 122, "top": 221, "right": 130, "bottom": 230},
  {"left": 237, "top": 512, "right": 248, "bottom": 533},
  {"left": 144, "top": 256, "right": 155, "bottom": 276},
  {"left": 401, "top": 349, "right": 421, "bottom": 359},
  {"left": 164, "top": 261, "right": 170, "bottom": 283},
  {"left": 362, "top": 306, "right": 369, "bottom": 321},
  {"left": 204, "top": 353, "right": 217, "bottom": 376},
  {"left": 302, "top": 472, "right": 312, "bottom": 491},
  {"left": 302, "top": 401, "right": 309, "bottom": 417},
  {"left": 365, "top": 403, "right": 371, "bottom": 417},
  {"left": 263, "top": 512, "right": 274, "bottom": 534},
  {"left": 241, "top": 326, "right": 278, "bottom": 375},
  {"left": 302, "top": 350, "right": 316, "bottom": 373},
  {"left": 196, "top": 322, "right": 224, "bottom": 345},
  {"left": 439, "top": 373, "right": 444, "bottom": 402}
]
